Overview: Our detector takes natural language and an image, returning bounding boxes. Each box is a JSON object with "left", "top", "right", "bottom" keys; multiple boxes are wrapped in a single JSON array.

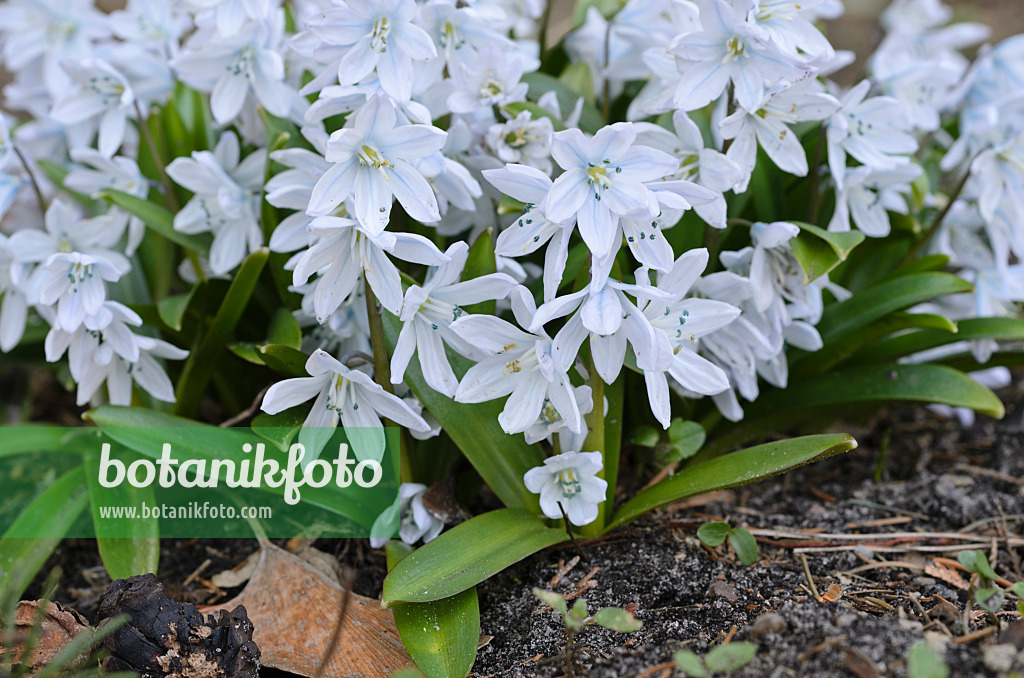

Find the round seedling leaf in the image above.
[
  {"left": 728, "top": 527, "right": 759, "bottom": 567},
  {"left": 704, "top": 642, "right": 757, "bottom": 673},
  {"left": 673, "top": 650, "right": 708, "bottom": 678},
  {"left": 533, "top": 588, "right": 567, "bottom": 615},
  {"left": 906, "top": 641, "right": 949, "bottom": 678},
  {"left": 697, "top": 522, "right": 731, "bottom": 548},
  {"left": 592, "top": 607, "right": 642, "bottom": 633}
]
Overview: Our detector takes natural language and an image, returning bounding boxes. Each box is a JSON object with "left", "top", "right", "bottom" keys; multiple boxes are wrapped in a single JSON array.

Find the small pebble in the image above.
[
  {"left": 751, "top": 612, "right": 786, "bottom": 638},
  {"left": 707, "top": 581, "right": 739, "bottom": 604}
]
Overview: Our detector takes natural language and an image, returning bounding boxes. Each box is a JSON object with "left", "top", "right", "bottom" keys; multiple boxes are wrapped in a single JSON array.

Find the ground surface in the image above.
[{"left": 469, "top": 389, "right": 1024, "bottom": 677}]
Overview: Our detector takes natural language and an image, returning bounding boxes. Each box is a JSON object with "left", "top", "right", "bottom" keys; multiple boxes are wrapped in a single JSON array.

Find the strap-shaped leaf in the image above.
[
  {"left": 382, "top": 509, "right": 568, "bottom": 606},
  {"left": 393, "top": 588, "right": 480, "bottom": 678},
  {"left": 101, "top": 188, "right": 211, "bottom": 254},
  {"left": 854, "top": 317, "right": 1024, "bottom": 364},
  {"left": 816, "top": 272, "right": 972, "bottom": 343},
  {"left": 607, "top": 434, "right": 856, "bottom": 530}
]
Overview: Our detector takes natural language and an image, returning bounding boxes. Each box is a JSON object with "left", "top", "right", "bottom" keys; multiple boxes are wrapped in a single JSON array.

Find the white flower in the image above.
[
  {"left": 719, "top": 79, "right": 840, "bottom": 191},
  {"left": 749, "top": 0, "right": 835, "bottom": 59},
  {"left": 391, "top": 241, "right": 517, "bottom": 397},
  {"left": 524, "top": 451, "right": 607, "bottom": 526},
  {"left": 261, "top": 348, "right": 432, "bottom": 461},
  {"left": 634, "top": 111, "right": 743, "bottom": 229},
  {"left": 167, "top": 131, "right": 267, "bottom": 275},
  {"left": 669, "top": 0, "right": 807, "bottom": 112},
  {"left": 826, "top": 80, "right": 917, "bottom": 190},
  {"left": 451, "top": 288, "right": 585, "bottom": 436},
  {"left": 293, "top": 214, "right": 449, "bottom": 320},
  {"left": 485, "top": 111, "right": 554, "bottom": 174},
  {"left": 31, "top": 253, "right": 126, "bottom": 332},
  {"left": 304, "top": 0, "right": 437, "bottom": 102},
  {"left": 446, "top": 46, "right": 531, "bottom": 114},
  {"left": 828, "top": 165, "right": 921, "bottom": 238},
  {"left": 0, "top": 235, "right": 29, "bottom": 352},
  {"left": 544, "top": 123, "right": 678, "bottom": 262},
  {"left": 307, "top": 93, "right": 447, "bottom": 233},
  {"left": 420, "top": 0, "right": 515, "bottom": 69},
  {"left": 64, "top": 148, "right": 149, "bottom": 254},
  {"left": 483, "top": 163, "right": 574, "bottom": 302},
  {"left": 172, "top": 10, "right": 293, "bottom": 124},
  {"left": 398, "top": 482, "right": 445, "bottom": 543},
  {"left": 523, "top": 384, "right": 592, "bottom": 445},
  {"left": 186, "top": 0, "right": 274, "bottom": 37},
  {"left": 265, "top": 146, "right": 333, "bottom": 253},
  {"left": 49, "top": 59, "right": 135, "bottom": 158}
]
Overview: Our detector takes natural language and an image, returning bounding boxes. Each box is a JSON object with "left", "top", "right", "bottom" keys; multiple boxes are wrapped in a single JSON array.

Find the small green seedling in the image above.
[
  {"left": 533, "top": 588, "right": 642, "bottom": 678},
  {"left": 674, "top": 642, "right": 757, "bottom": 677},
  {"left": 697, "top": 522, "right": 759, "bottom": 566},
  {"left": 906, "top": 641, "right": 949, "bottom": 678},
  {"left": 957, "top": 550, "right": 1009, "bottom": 624},
  {"left": 633, "top": 419, "right": 706, "bottom": 464}
]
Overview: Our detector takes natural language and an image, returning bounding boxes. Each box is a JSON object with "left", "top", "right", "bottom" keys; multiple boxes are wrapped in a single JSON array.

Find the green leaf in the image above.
[
  {"left": 907, "top": 641, "right": 949, "bottom": 678},
  {"left": 667, "top": 420, "right": 705, "bottom": 462},
  {"left": 790, "top": 222, "right": 865, "bottom": 284},
  {"left": 816, "top": 272, "right": 972, "bottom": 344},
  {"left": 0, "top": 425, "right": 81, "bottom": 459},
  {"left": 608, "top": 434, "right": 857, "bottom": 530},
  {"left": 382, "top": 509, "right": 568, "bottom": 606},
  {"left": 256, "top": 343, "right": 310, "bottom": 377},
  {"left": 957, "top": 550, "right": 1000, "bottom": 581},
  {"left": 631, "top": 426, "right": 660, "bottom": 448},
  {"left": 603, "top": 371, "right": 625, "bottom": 510},
  {"left": 559, "top": 62, "right": 596, "bottom": 106},
  {"left": 892, "top": 254, "right": 950, "bottom": 277},
  {"left": 382, "top": 313, "right": 544, "bottom": 511},
  {"left": 157, "top": 288, "right": 197, "bottom": 331},
  {"left": 82, "top": 446, "right": 159, "bottom": 580},
  {"left": 174, "top": 248, "right": 269, "bottom": 417},
  {"left": 1010, "top": 582, "right": 1024, "bottom": 599},
  {"left": 500, "top": 102, "right": 567, "bottom": 131},
  {"left": 974, "top": 586, "right": 1004, "bottom": 613},
  {"left": 101, "top": 189, "right": 211, "bottom": 254},
  {"left": 728, "top": 527, "right": 758, "bottom": 567},
  {"left": 569, "top": 597, "right": 588, "bottom": 622},
  {"left": 704, "top": 642, "right": 757, "bottom": 673},
  {"left": 854, "top": 317, "right": 1024, "bottom": 364},
  {"left": 228, "top": 342, "right": 264, "bottom": 365},
  {"left": 673, "top": 650, "right": 708, "bottom": 678},
  {"left": 592, "top": 607, "right": 642, "bottom": 633},
  {"left": 571, "top": 0, "right": 624, "bottom": 25},
  {"left": 267, "top": 308, "right": 302, "bottom": 349},
  {"left": 393, "top": 588, "right": 480, "bottom": 678},
  {"left": 751, "top": 364, "right": 1005, "bottom": 421},
  {"left": 0, "top": 467, "right": 89, "bottom": 599},
  {"left": 534, "top": 588, "right": 568, "bottom": 615},
  {"left": 462, "top": 229, "right": 498, "bottom": 316},
  {"left": 696, "top": 522, "right": 731, "bottom": 548}
]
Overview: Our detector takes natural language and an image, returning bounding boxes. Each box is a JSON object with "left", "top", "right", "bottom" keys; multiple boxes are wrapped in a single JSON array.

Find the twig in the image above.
[
  {"left": 220, "top": 385, "right": 270, "bottom": 427},
  {"left": 863, "top": 596, "right": 894, "bottom": 612},
  {"left": 845, "top": 499, "right": 930, "bottom": 520},
  {"left": 951, "top": 626, "right": 996, "bottom": 645},
  {"left": 747, "top": 527, "right": 1023, "bottom": 546},
  {"left": 800, "top": 553, "right": 821, "bottom": 601},
  {"left": 182, "top": 558, "right": 212, "bottom": 587}
]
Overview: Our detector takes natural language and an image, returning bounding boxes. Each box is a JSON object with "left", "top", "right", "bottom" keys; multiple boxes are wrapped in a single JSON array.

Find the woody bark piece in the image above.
[
  {"left": 96, "top": 574, "right": 259, "bottom": 678},
  {"left": 200, "top": 542, "right": 411, "bottom": 678},
  {"left": 0, "top": 601, "right": 91, "bottom": 672}
]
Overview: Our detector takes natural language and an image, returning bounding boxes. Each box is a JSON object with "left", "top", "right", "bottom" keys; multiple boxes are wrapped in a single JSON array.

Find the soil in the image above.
[{"left": 18, "top": 380, "right": 1024, "bottom": 677}]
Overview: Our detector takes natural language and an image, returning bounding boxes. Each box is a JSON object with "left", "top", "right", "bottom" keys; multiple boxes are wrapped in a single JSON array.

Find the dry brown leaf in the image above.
[
  {"left": 820, "top": 583, "right": 843, "bottom": 603},
  {"left": 210, "top": 551, "right": 260, "bottom": 589},
  {"left": 925, "top": 560, "right": 969, "bottom": 590},
  {"left": 200, "top": 542, "right": 411, "bottom": 678},
  {"left": 0, "top": 601, "right": 91, "bottom": 672}
]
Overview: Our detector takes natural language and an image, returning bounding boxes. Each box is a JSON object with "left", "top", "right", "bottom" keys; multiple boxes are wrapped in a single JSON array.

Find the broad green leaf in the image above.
[
  {"left": 250, "top": 406, "right": 306, "bottom": 451},
  {"left": 957, "top": 550, "right": 999, "bottom": 581},
  {"left": 608, "top": 434, "right": 857, "bottom": 530},
  {"left": 174, "top": 248, "right": 269, "bottom": 417},
  {"left": 267, "top": 309, "right": 303, "bottom": 349},
  {"left": 393, "top": 588, "right": 480, "bottom": 678},
  {"left": 667, "top": 420, "right": 705, "bottom": 462},
  {"left": 892, "top": 254, "right": 950, "bottom": 277},
  {"left": 382, "top": 509, "right": 568, "bottom": 606},
  {"left": 382, "top": 313, "right": 543, "bottom": 510},
  {"left": 704, "top": 642, "right": 757, "bottom": 673},
  {"left": 521, "top": 72, "right": 604, "bottom": 134},
  {"left": 907, "top": 641, "right": 949, "bottom": 678},
  {"left": 791, "top": 312, "right": 958, "bottom": 378},
  {"left": 696, "top": 522, "right": 731, "bottom": 547},
  {"left": 101, "top": 189, "right": 211, "bottom": 254},
  {"left": 728, "top": 527, "right": 758, "bottom": 566},
  {"left": 602, "top": 366, "right": 625, "bottom": 512},
  {"left": 559, "top": 62, "right": 595, "bottom": 106},
  {"left": 463, "top": 229, "right": 498, "bottom": 316},
  {"left": 157, "top": 288, "right": 197, "bottom": 331},
  {"left": 500, "top": 102, "right": 567, "bottom": 131},
  {"left": 256, "top": 343, "right": 309, "bottom": 377},
  {"left": 592, "top": 607, "right": 642, "bottom": 632},
  {"left": 631, "top": 426, "right": 660, "bottom": 448},
  {"left": 674, "top": 651, "right": 708, "bottom": 678},
  {"left": 228, "top": 342, "right": 264, "bottom": 365},
  {"left": 790, "top": 222, "right": 865, "bottom": 284},
  {"left": 816, "top": 273, "right": 971, "bottom": 344},
  {"left": 0, "top": 426, "right": 81, "bottom": 458},
  {"left": 82, "top": 447, "right": 159, "bottom": 580},
  {"left": 0, "top": 467, "right": 89, "bottom": 599},
  {"left": 38, "top": 160, "right": 93, "bottom": 205},
  {"left": 854, "top": 317, "right": 1024, "bottom": 364},
  {"left": 534, "top": 588, "right": 568, "bottom": 615}
]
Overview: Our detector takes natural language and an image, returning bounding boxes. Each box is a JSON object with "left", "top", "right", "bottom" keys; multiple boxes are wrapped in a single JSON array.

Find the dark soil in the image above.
[{"left": 470, "top": 388, "right": 1024, "bottom": 677}]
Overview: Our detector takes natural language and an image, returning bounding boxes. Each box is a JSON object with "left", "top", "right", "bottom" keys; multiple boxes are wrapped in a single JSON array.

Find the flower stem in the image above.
[
  {"left": 12, "top": 146, "right": 47, "bottom": 213},
  {"left": 364, "top": 281, "right": 414, "bottom": 482},
  {"left": 899, "top": 159, "right": 975, "bottom": 267},
  {"left": 579, "top": 350, "right": 606, "bottom": 538},
  {"left": 806, "top": 125, "right": 827, "bottom": 224}
]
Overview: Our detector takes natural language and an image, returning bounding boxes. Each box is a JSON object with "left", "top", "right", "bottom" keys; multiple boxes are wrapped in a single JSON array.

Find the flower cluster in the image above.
[{"left": 0, "top": 0, "right": 1019, "bottom": 536}]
